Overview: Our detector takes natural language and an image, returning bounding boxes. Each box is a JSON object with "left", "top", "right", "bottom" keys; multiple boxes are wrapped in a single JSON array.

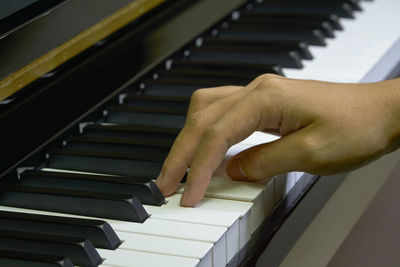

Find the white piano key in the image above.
[
  {"left": 41, "top": 167, "right": 120, "bottom": 177},
  {"left": 274, "top": 174, "right": 287, "bottom": 203},
  {"left": 274, "top": 173, "right": 299, "bottom": 201},
  {"left": 144, "top": 197, "right": 240, "bottom": 263},
  {"left": 226, "top": 131, "right": 280, "bottom": 157},
  {"left": 116, "top": 231, "right": 212, "bottom": 262},
  {"left": 162, "top": 194, "right": 252, "bottom": 250},
  {"left": 166, "top": 194, "right": 252, "bottom": 215},
  {"left": 293, "top": 172, "right": 304, "bottom": 183},
  {"left": 284, "top": 0, "right": 400, "bottom": 83},
  {"left": 98, "top": 248, "right": 200, "bottom": 267},
  {"left": 178, "top": 173, "right": 276, "bottom": 237},
  {"left": 146, "top": 195, "right": 241, "bottom": 227},
  {"left": 191, "top": 175, "right": 266, "bottom": 202},
  {"left": 198, "top": 251, "right": 213, "bottom": 267},
  {"left": 0, "top": 206, "right": 227, "bottom": 267},
  {"left": 212, "top": 236, "right": 226, "bottom": 267},
  {"left": 285, "top": 173, "right": 297, "bottom": 195},
  {"left": 262, "top": 177, "right": 275, "bottom": 217},
  {"left": 104, "top": 219, "right": 226, "bottom": 267}
]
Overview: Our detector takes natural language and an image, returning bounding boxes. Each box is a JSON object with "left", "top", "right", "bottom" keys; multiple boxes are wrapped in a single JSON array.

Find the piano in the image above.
[{"left": 0, "top": 0, "right": 399, "bottom": 266}]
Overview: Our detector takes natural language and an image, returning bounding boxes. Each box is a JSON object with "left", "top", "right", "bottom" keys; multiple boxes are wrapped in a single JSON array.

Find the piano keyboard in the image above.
[{"left": 1, "top": 0, "right": 400, "bottom": 266}]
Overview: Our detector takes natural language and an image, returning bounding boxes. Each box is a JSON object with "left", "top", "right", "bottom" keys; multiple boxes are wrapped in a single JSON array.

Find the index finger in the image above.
[
  {"left": 156, "top": 86, "right": 243, "bottom": 196},
  {"left": 180, "top": 84, "right": 283, "bottom": 206}
]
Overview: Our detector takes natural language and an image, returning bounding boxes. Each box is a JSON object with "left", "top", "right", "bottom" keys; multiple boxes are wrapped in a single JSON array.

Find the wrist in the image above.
[{"left": 379, "top": 79, "right": 400, "bottom": 152}]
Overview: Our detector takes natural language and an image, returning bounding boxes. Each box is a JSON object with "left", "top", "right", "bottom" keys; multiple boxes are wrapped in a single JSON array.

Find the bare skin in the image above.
[{"left": 155, "top": 74, "right": 400, "bottom": 207}]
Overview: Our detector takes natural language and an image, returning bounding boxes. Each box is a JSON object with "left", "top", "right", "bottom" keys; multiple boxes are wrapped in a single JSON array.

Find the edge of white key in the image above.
[{"left": 98, "top": 248, "right": 200, "bottom": 267}]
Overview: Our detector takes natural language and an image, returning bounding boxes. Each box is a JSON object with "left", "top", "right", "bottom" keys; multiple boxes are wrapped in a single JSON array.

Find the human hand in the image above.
[{"left": 155, "top": 74, "right": 400, "bottom": 207}]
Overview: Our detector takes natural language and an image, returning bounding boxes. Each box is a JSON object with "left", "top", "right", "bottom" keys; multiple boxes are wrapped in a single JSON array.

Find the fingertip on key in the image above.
[
  {"left": 155, "top": 173, "right": 175, "bottom": 197},
  {"left": 180, "top": 185, "right": 200, "bottom": 207},
  {"left": 180, "top": 185, "right": 192, "bottom": 207},
  {"left": 155, "top": 173, "right": 171, "bottom": 196}
]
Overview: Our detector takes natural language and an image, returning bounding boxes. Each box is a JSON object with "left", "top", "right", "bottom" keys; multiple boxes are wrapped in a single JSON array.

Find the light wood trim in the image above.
[{"left": 0, "top": 0, "right": 165, "bottom": 101}]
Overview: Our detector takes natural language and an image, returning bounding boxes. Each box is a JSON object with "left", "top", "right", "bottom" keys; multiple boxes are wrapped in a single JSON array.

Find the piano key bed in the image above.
[{"left": 2, "top": 0, "right": 400, "bottom": 266}]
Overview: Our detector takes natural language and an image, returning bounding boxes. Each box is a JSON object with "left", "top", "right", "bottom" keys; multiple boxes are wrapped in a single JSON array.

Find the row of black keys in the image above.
[
  {"left": 0, "top": 209, "right": 118, "bottom": 266},
  {"left": 1, "top": 1, "right": 363, "bottom": 266}
]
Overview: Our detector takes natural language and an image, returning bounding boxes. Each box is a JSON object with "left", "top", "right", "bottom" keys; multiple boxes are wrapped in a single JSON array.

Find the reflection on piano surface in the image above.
[{"left": 1, "top": 0, "right": 400, "bottom": 266}]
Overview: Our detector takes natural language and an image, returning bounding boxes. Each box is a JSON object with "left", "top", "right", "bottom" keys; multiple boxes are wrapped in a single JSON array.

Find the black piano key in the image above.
[
  {"left": 84, "top": 123, "right": 180, "bottom": 135},
  {"left": 64, "top": 140, "right": 169, "bottom": 160},
  {"left": 150, "top": 75, "right": 244, "bottom": 87},
  {"left": 71, "top": 135, "right": 173, "bottom": 148},
  {"left": 280, "top": 0, "right": 362, "bottom": 12},
  {"left": 0, "top": 185, "right": 148, "bottom": 223},
  {"left": 0, "top": 250, "right": 73, "bottom": 267},
  {"left": 200, "top": 38, "right": 313, "bottom": 60},
  {"left": 156, "top": 72, "right": 251, "bottom": 86},
  {"left": 171, "top": 60, "right": 284, "bottom": 76},
  {"left": 0, "top": 230, "right": 101, "bottom": 267},
  {"left": 51, "top": 148, "right": 165, "bottom": 163},
  {"left": 344, "top": 0, "right": 362, "bottom": 11},
  {"left": 20, "top": 170, "right": 165, "bottom": 206},
  {"left": 142, "top": 83, "right": 201, "bottom": 97},
  {"left": 189, "top": 47, "right": 303, "bottom": 69},
  {"left": 240, "top": 11, "right": 343, "bottom": 31},
  {"left": 47, "top": 153, "right": 162, "bottom": 177},
  {"left": 254, "top": 2, "right": 354, "bottom": 18},
  {"left": 122, "top": 94, "right": 190, "bottom": 111},
  {"left": 81, "top": 124, "right": 178, "bottom": 145},
  {"left": 166, "top": 64, "right": 279, "bottom": 79},
  {"left": 112, "top": 105, "right": 188, "bottom": 115},
  {"left": 0, "top": 209, "right": 121, "bottom": 249},
  {"left": 105, "top": 106, "right": 186, "bottom": 129},
  {"left": 157, "top": 60, "right": 284, "bottom": 84},
  {"left": 124, "top": 94, "right": 190, "bottom": 102},
  {"left": 234, "top": 14, "right": 335, "bottom": 38},
  {"left": 219, "top": 23, "right": 326, "bottom": 46}
]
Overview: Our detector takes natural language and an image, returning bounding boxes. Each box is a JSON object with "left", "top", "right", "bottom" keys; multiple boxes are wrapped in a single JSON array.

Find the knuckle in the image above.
[
  {"left": 190, "top": 88, "right": 212, "bottom": 109},
  {"left": 257, "top": 76, "right": 283, "bottom": 91},
  {"left": 191, "top": 88, "right": 208, "bottom": 99},
  {"left": 255, "top": 73, "right": 281, "bottom": 82},
  {"left": 251, "top": 75, "right": 288, "bottom": 100}
]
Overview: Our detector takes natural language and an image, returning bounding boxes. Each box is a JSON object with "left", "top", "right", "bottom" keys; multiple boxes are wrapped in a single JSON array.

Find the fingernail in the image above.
[{"left": 226, "top": 157, "right": 247, "bottom": 181}]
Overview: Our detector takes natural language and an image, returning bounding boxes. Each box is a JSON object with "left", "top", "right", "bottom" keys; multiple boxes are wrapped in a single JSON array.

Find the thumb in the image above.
[{"left": 226, "top": 130, "right": 310, "bottom": 181}]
